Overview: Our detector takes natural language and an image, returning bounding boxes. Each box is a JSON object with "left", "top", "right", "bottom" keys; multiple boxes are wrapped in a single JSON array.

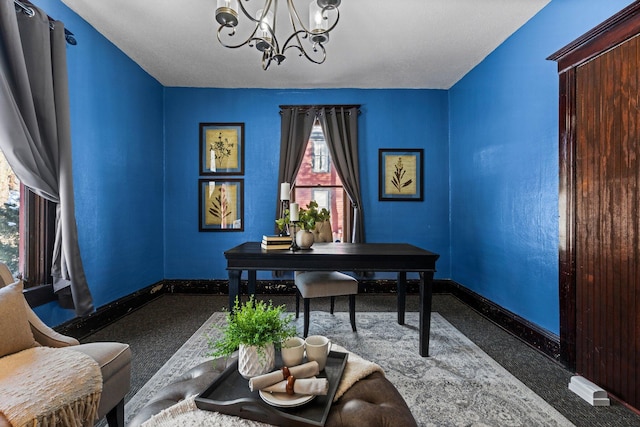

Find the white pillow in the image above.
[{"left": 0, "top": 281, "right": 37, "bottom": 357}]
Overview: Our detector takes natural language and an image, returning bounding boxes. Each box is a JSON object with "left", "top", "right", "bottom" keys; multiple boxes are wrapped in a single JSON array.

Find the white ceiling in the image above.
[{"left": 60, "top": 0, "right": 550, "bottom": 89}]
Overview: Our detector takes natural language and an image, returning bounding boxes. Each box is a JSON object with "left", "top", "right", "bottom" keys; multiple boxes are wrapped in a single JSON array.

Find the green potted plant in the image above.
[
  {"left": 275, "top": 209, "right": 291, "bottom": 235},
  {"left": 298, "top": 201, "right": 330, "bottom": 231},
  {"left": 276, "top": 201, "right": 330, "bottom": 249},
  {"left": 208, "top": 295, "right": 296, "bottom": 378}
]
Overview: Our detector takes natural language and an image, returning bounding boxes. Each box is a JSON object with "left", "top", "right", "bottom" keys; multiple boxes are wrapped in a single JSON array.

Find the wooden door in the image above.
[
  {"left": 549, "top": 2, "right": 640, "bottom": 411},
  {"left": 574, "top": 34, "right": 640, "bottom": 408}
]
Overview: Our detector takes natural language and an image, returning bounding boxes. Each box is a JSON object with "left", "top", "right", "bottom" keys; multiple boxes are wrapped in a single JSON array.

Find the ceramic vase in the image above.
[
  {"left": 238, "top": 343, "right": 275, "bottom": 379},
  {"left": 296, "top": 230, "right": 315, "bottom": 249}
]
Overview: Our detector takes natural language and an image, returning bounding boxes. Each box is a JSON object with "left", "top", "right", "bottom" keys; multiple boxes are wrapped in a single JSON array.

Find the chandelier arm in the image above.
[
  {"left": 217, "top": 25, "right": 261, "bottom": 49},
  {"left": 216, "top": 1, "right": 281, "bottom": 53},
  {"left": 282, "top": 31, "right": 327, "bottom": 64},
  {"left": 283, "top": 44, "right": 326, "bottom": 65},
  {"left": 262, "top": 49, "right": 275, "bottom": 70}
]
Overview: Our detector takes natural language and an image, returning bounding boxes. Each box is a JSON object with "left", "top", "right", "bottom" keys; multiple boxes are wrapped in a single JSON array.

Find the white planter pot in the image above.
[
  {"left": 238, "top": 343, "right": 275, "bottom": 379},
  {"left": 296, "top": 230, "right": 315, "bottom": 249}
]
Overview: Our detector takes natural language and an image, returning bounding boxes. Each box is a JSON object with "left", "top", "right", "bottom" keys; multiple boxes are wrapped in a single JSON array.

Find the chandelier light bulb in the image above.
[
  {"left": 255, "top": 9, "right": 274, "bottom": 52},
  {"left": 309, "top": 0, "right": 328, "bottom": 44},
  {"left": 216, "top": 0, "right": 239, "bottom": 26}
]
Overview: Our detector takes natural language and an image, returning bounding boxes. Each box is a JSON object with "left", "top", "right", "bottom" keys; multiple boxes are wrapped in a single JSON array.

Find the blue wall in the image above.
[
  {"left": 448, "top": 0, "right": 634, "bottom": 334},
  {"left": 163, "top": 89, "right": 450, "bottom": 281},
  {"left": 32, "top": 0, "right": 165, "bottom": 326},
  {"left": 27, "top": 0, "right": 636, "bottom": 335}
]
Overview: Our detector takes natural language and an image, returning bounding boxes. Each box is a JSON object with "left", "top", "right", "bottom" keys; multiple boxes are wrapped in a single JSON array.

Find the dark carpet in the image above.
[{"left": 82, "top": 293, "right": 640, "bottom": 426}]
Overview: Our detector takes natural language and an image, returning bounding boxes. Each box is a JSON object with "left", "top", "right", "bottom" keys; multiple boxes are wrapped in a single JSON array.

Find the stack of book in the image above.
[{"left": 261, "top": 235, "right": 292, "bottom": 250}]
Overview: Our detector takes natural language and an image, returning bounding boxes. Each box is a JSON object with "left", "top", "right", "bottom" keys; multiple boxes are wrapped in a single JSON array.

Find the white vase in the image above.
[
  {"left": 296, "top": 230, "right": 315, "bottom": 249},
  {"left": 238, "top": 343, "right": 275, "bottom": 379}
]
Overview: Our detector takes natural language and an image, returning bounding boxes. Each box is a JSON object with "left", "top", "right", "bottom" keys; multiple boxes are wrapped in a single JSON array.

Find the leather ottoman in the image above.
[{"left": 128, "top": 355, "right": 417, "bottom": 427}]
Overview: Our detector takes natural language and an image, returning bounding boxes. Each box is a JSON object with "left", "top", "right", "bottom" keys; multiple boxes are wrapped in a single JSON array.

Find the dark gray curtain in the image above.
[
  {"left": 274, "top": 107, "right": 317, "bottom": 226},
  {"left": 317, "top": 106, "right": 365, "bottom": 243},
  {"left": 0, "top": 0, "right": 93, "bottom": 315}
]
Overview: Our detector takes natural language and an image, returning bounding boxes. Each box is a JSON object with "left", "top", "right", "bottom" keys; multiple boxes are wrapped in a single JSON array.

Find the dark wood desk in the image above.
[{"left": 224, "top": 242, "right": 439, "bottom": 356}]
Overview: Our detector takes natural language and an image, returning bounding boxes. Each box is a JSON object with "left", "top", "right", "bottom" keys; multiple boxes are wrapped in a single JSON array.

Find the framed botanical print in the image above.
[
  {"left": 199, "top": 179, "right": 244, "bottom": 231},
  {"left": 378, "top": 148, "right": 424, "bottom": 201},
  {"left": 199, "top": 123, "right": 244, "bottom": 175}
]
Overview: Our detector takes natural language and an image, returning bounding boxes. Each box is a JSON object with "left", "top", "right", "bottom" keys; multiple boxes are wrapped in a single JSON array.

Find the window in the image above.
[
  {"left": 0, "top": 156, "right": 19, "bottom": 274},
  {"left": 310, "top": 127, "right": 330, "bottom": 173},
  {"left": 0, "top": 150, "right": 55, "bottom": 288},
  {"left": 294, "top": 123, "right": 351, "bottom": 242}
]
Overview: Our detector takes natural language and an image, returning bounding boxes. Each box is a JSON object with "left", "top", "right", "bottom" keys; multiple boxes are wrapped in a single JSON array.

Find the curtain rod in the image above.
[
  {"left": 279, "top": 104, "right": 361, "bottom": 110},
  {"left": 14, "top": 0, "right": 77, "bottom": 45}
]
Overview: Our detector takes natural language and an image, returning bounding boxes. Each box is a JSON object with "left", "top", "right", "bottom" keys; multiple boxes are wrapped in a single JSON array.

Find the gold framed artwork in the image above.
[
  {"left": 199, "top": 123, "right": 244, "bottom": 175},
  {"left": 378, "top": 148, "right": 424, "bottom": 201},
  {"left": 199, "top": 179, "right": 244, "bottom": 231}
]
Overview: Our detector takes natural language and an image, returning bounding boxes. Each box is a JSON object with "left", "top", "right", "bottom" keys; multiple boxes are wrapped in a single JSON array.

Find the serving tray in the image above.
[{"left": 195, "top": 351, "right": 348, "bottom": 427}]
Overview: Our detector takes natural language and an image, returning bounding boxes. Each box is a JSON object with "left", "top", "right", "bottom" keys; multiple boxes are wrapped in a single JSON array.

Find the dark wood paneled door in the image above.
[
  {"left": 549, "top": 2, "right": 640, "bottom": 411},
  {"left": 574, "top": 33, "right": 640, "bottom": 409}
]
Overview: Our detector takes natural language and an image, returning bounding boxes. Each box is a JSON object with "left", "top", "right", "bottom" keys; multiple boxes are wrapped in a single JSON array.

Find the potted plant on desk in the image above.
[
  {"left": 276, "top": 201, "right": 330, "bottom": 249},
  {"left": 208, "top": 296, "right": 296, "bottom": 379}
]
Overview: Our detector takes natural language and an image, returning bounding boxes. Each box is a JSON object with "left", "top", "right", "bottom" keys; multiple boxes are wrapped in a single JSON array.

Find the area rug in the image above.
[{"left": 125, "top": 312, "right": 574, "bottom": 426}]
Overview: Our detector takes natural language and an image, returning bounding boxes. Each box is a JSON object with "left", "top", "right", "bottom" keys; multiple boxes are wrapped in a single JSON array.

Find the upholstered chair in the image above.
[
  {"left": 294, "top": 220, "right": 358, "bottom": 337},
  {"left": 295, "top": 270, "right": 358, "bottom": 337},
  {"left": 0, "top": 263, "right": 131, "bottom": 427}
]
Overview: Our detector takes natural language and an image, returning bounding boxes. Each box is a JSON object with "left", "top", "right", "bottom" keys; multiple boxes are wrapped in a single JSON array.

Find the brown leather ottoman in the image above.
[{"left": 128, "top": 356, "right": 417, "bottom": 427}]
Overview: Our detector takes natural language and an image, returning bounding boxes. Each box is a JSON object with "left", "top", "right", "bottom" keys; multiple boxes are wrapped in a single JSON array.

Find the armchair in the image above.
[{"left": 0, "top": 263, "right": 131, "bottom": 427}]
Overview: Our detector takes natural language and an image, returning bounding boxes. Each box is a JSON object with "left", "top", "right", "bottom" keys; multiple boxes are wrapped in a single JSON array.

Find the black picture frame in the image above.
[
  {"left": 199, "top": 123, "right": 245, "bottom": 175},
  {"left": 378, "top": 148, "right": 424, "bottom": 201},
  {"left": 199, "top": 179, "right": 244, "bottom": 231}
]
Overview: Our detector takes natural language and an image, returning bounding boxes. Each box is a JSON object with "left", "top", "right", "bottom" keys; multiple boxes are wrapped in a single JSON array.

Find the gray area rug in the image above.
[{"left": 125, "top": 312, "right": 574, "bottom": 426}]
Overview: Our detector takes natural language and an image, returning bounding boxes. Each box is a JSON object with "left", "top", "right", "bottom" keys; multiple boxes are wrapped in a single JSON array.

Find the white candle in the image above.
[
  {"left": 280, "top": 182, "right": 290, "bottom": 201},
  {"left": 289, "top": 202, "right": 299, "bottom": 221}
]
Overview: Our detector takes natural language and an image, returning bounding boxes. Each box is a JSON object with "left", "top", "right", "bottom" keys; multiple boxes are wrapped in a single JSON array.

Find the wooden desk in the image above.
[{"left": 224, "top": 242, "right": 440, "bottom": 356}]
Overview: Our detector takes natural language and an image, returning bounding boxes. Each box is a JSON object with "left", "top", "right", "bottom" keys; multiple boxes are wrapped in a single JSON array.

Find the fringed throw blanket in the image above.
[
  {"left": 0, "top": 346, "right": 102, "bottom": 427},
  {"left": 141, "top": 346, "right": 383, "bottom": 427}
]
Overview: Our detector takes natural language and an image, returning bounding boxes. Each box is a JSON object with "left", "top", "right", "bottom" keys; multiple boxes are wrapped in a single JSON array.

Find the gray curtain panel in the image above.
[
  {"left": 317, "top": 106, "right": 365, "bottom": 243},
  {"left": 275, "top": 106, "right": 317, "bottom": 229},
  {"left": 0, "top": 0, "right": 93, "bottom": 315}
]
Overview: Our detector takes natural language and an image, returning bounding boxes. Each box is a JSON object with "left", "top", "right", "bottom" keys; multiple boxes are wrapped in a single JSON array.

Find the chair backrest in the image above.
[{"left": 313, "top": 220, "right": 333, "bottom": 243}]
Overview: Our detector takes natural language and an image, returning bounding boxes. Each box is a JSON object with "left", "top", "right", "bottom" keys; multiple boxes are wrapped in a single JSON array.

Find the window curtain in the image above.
[
  {"left": 277, "top": 105, "right": 364, "bottom": 243},
  {"left": 274, "top": 107, "right": 317, "bottom": 228},
  {"left": 317, "top": 106, "right": 365, "bottom": 243},
  {"left": 0, "top": 0, "right": 93, "bottom": 315}
]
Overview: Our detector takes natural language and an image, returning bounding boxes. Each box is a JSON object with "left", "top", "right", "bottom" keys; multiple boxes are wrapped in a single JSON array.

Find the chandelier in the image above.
[{"left": 215, "top": 0, "right": 341, "bottom": 70}]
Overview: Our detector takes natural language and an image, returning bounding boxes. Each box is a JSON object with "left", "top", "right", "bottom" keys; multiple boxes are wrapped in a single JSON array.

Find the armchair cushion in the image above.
[
  {"left": 68, "top": 342, "right": 132, "bottom": 420},
  {"left": 0, "top": 281, "right": 37, "bottom": 358}
]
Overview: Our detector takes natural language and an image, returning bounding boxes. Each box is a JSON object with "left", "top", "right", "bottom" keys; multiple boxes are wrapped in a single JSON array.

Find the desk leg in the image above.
[
  {"left": 419, "top": 271, "right": 434, "bottom": 357},
  {"left": 228, "top": 270, "right": 242, "bottom": 310},
  {"left": 397, "top": 272, "right": 406, "bottom": 325},
  {"left": 247, "top": 270, "right": 257, "bottom": 296}
]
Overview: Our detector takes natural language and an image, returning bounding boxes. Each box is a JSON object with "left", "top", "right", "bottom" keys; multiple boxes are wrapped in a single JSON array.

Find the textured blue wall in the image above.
[
  {"left": 448, "top": 0, "right": 634, "bottom": 334},
  {"left": 27, "top": 0, "right": 636, "bottom": 333},
  {"left": 163, "top": 89, "right": 450, "bottom": 281},
  {"left": 31, "top": 0, "right": 164, "bottom": 326}
]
